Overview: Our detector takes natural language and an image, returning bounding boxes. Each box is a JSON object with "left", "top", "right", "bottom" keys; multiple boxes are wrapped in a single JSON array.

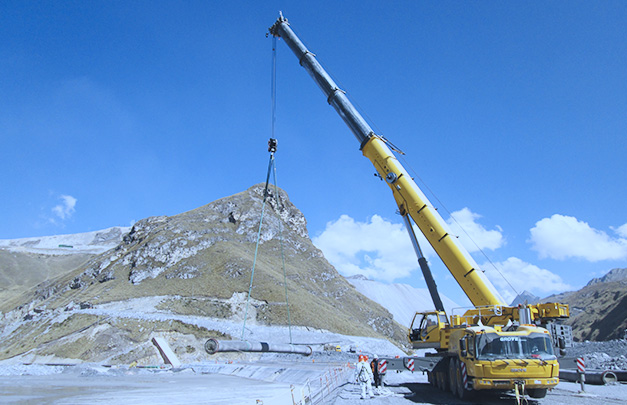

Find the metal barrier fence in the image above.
[{"left": 290, "top": 363, "right": 354, "bottom": 404}]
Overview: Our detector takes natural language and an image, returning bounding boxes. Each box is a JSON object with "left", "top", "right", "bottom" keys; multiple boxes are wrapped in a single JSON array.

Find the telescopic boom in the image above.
[{"left": 269, "top": 14, "right": 506, "bottom": 308}]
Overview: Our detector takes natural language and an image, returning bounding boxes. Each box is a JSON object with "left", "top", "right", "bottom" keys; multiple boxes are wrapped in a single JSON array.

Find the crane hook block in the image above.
[{"left": 268, "top": 138, "right": 278, "bottom": 153}]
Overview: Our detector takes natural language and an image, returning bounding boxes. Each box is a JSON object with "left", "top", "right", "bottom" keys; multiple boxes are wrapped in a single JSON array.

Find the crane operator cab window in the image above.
[{"left": 410, "top": 313, "right": 440, "bottom": 341}]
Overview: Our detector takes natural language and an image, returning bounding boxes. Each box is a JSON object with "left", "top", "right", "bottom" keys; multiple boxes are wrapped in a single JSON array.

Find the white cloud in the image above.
[
  {"left": 483, "top": 257, "right": 573, "bottom": 304},
  {"left": 446, "top": 207, "right": 504, "bottom": 252},
  {"left": 312, "top": 215, "right": 418, "bottom": 282},
  {"left": 313, "top": 211, "right": 580, "bottom": 302},
  {"left": 52, "top": 195, "right": 77, "bottom": 221},
  {"left": 312, "top": 208, "right": 504, "bottom": 283},
  {"left": 613, "top": 223, "right": 627, "bottom": 239},
  {"left": 529, "top": 214, "right": 627, "bottom": 261}
]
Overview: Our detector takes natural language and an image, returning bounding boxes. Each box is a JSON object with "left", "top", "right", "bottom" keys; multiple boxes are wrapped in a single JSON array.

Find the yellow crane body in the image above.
[
  {"left": 269, "top": 14, "right": 571, "bottom": 400},
  {"left": 361, "top": 136, "right": 506, "bottom": 307}
]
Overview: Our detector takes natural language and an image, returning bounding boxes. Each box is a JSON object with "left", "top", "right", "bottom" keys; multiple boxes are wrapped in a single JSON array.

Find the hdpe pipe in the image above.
[
  {"left": 205, "top": 339, "right": 313, "bottom": 356},
  {"left": 559, "top": 369, "right": 618, "bottom": 385}
]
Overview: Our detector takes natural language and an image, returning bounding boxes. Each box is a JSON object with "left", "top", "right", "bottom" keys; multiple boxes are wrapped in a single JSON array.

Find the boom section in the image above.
[
  {"left": 269, "top": 16, "right": 505, "bottom": 308},
  {"left": 269, "top": 16, "right": 372, "bottom": 145},
  {"left": 362, "top": 139, "right": 505, "bottom": 307}
]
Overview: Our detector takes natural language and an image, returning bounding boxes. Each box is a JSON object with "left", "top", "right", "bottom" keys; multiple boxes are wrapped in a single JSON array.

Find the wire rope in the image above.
[
  {"left": 241, "top": 153, "right": 274, "bottom": 340},
  {"left": 241, "top": 35, "right": 293, "bottom": 341},
  {"left": 271, "top": 36, "right": 277, "bottom": 139},
  {"left": 397, "top": 152, "right": 520, "bottom": 298},
  {"left": 271, "top": 159, "right": 293, "bottom": 343}
]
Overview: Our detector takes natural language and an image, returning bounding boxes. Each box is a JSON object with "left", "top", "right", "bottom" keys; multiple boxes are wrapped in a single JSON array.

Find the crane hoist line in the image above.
[
  {"left": 208, "top": 138, "right": 309, "bottom": 356},
  {"left": 269, "top": 13, "right": 572, "bottom": 400}
]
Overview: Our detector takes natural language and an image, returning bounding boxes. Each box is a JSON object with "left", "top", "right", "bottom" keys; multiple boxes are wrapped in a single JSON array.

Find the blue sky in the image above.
[{"left": 2, "top": 1, "right": 626, "bottom": 305}]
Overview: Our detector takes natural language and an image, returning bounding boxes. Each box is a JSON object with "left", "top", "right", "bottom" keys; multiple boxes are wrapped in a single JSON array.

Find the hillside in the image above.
[
  {"left": 0, "top": 227, "right": 129, "bottom": 309},
  {"left": 543, "top": 268, "right": 627, "bottom": 341},
  {"left": 346, "top": 275, "right": 459, "bottom": 328},
  {"left": 0, "top": 184, "right": 410, "bottom": 364}
]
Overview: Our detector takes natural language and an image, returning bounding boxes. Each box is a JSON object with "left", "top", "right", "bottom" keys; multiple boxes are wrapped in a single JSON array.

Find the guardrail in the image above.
[{"left": 290, "top": 363, "right": 354, "bottom": 404}]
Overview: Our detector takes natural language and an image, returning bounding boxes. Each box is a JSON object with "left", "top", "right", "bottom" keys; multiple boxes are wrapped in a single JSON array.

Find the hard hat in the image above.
[
  {"left": 373, "top": 354, "right": 378, "bottom": 359},
  {"left": 364, "top": 355, "right": 369, "bottom": 361},
  {"left": 358, "top": 355, "right": 364, "bottom": 361}
]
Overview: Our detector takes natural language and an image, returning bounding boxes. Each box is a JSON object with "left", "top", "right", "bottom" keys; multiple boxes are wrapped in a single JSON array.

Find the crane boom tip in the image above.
[{"left": 269, "top": 12, "right": 288, "bottom": 37}]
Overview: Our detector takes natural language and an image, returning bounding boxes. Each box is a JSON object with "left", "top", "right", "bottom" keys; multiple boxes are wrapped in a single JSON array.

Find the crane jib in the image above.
[
  {"left": 269, "top": 14, "right": 507, "bottom": 308},
  {"left": 270, "top": 17, "right": 373, "bottom": 145}
]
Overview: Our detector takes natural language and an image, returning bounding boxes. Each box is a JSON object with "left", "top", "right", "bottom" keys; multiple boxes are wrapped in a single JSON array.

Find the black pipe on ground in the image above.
[
  {"left": 559, "top": 369, "right": 618, "bottom": 385},
  {"left": 204, "top": 339, "right": 313, "bottom": 356}
]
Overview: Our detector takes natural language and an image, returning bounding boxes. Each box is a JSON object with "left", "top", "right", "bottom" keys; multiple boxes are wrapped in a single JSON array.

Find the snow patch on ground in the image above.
[
  {"left": 0, "top": 294, "right": 404, "bottom": 367},
  {"left": 83, "top": 295, "right": 405, "bottom": 356},
  {"left": 0, "top": 227, "right": 130, "bottom": 255}
]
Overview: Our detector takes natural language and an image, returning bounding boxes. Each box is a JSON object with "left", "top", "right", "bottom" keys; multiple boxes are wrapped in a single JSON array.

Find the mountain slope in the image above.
[
  {"left": 543, "top": 268, "right": 627, "bottom": 341},
  {"left": 0, "top": 185, "right": 408, "bottom": 364},
  {"left": 0, "top": 227, "right": 129, "bottom": 309}
]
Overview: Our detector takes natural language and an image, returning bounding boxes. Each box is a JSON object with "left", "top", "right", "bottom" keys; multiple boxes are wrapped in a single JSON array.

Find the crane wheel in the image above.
[
  {"left": 455, "top": 359, "right": 471, "bottom": 400},
  {"left": 436, "top": 371, "right": 444, "bottom": 390},
  {"left": 526, "top": 388, "right": 547, "bottom": 399},
  {"left": 438, "top": 369, "right": 449, "bottom": 392},
  {"left": 449, "top": 358, "right": 458, "bottom": 396}
]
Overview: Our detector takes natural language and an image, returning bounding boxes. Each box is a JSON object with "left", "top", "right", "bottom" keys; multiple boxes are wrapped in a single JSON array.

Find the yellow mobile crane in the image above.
[{"left": 269, "top": 14, "right": 571, "bottom": 400}]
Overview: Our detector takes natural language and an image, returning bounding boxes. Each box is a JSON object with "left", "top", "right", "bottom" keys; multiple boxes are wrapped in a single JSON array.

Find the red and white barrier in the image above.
[
  {"left": 577, "top": 357, "right": 585, "bottom": 373},
  {"left": 378, "top": 359, "right": 387, "bottom": 374}
]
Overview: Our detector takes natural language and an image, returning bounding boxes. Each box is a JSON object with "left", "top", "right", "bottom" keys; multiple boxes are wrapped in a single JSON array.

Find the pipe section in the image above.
[
  {"left": 205, "top": 339, "right": 313, "bottom": 356},
  {"left": 559, "top": 369, "right": 618, "bottom": 385}
]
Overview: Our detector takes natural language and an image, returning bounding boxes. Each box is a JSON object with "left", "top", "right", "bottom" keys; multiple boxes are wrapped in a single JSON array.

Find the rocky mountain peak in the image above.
[
  {"left": 586, "top": 267, "right": 627, "bottom": 287},
  {"left": 76, "top": 184, "right": 309, "bottom": 286},
  {"left": 204, "top": 183, "right": 308, "bottom": 240},
  {"left": 510, "top": 290, "right": 541, "bottom": 306},
  {"left": 541, "top": 267, "right": 627, "bottom": 341}
]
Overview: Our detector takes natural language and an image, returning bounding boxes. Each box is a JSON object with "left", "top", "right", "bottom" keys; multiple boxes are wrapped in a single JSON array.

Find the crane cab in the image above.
[{"left": 409, "top": 311, "right": 449, "bottom": 349}]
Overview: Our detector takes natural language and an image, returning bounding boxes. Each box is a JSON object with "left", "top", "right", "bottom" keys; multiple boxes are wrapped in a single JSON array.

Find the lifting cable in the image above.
[
  {"left": 398, "top": 153, "right": 521, "bottom": 299},
  {"left": 241, "top": 35, "right": 293, "bottom": 343}
]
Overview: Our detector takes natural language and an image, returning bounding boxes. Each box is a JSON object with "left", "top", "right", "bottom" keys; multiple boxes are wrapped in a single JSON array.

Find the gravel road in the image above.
[{"left": 332, "top": 368, "right": 627, "bottom": 404}]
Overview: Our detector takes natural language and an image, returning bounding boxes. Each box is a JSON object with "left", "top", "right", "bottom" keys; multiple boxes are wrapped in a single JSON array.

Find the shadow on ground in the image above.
[{"left": 396, "top": 382, "right": 541, "bottom": 405}]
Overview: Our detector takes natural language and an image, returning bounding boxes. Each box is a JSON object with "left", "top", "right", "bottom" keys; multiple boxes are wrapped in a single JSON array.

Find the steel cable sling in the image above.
[{"left": 241, "top": 35, "right": 293, "bottom": 343}]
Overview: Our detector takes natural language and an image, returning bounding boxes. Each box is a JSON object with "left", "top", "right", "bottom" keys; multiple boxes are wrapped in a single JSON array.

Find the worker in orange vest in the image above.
[{"left": 354, "top": 355, "right": 374, "bottom": 399}]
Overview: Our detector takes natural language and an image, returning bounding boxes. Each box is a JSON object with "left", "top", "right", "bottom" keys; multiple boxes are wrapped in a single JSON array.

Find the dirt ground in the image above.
[
  {"left": 332, "top": 369, "right": 627, "bottom": 405},
  {"left": 1, "top": 362, "right": 625, "bottom": 405}
]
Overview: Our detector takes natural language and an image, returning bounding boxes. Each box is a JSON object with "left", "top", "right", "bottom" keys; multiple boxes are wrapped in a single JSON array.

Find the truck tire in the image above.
[
  {"left": 436, "top": 371, "right": 445, "bottom": 391},
  {"left": 455, "top": 359, "right": 471, "bottom": 400},
  {"left": 449, "top": 358, "right": 458, "bottom": 396},
  {"left": 527, "top": 388, "right": 547, "bottom": 398},
  {"left": 441, "top": 369, "right": 450, "bottom": 392}
]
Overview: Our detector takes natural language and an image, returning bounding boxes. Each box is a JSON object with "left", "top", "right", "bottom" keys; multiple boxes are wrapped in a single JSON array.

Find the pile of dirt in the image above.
[{"left": 565, "top": 339, "right": 627, "bottom": 370}]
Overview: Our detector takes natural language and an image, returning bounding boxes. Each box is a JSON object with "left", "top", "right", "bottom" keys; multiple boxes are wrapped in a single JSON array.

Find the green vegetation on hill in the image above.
[{"left": 0, "top": 184, "right": 408, "bottom": 364}]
